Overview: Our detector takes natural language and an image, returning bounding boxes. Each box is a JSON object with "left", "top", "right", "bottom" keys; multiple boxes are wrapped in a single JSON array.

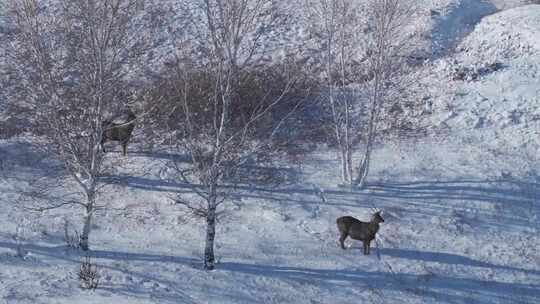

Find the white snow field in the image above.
[{"left": 2, "top": 2, "right": 540, "bottom": 304}]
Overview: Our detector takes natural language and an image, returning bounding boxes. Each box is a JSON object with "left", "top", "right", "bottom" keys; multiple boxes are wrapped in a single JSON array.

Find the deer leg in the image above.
[
  {"left": 367, "top": 240, "right": 371, "bottom": 255},
  {"left": 363, "top": 241, "right": 369, "bottom": 255},
  {"left": 122, "top": 143, "right": 127, "bottom": 156},
  {"left": 339, "top": 233, "right": 348, "bottom": 250},
  {"left": 100, "top": 140, "right": 106, "bottom": 153}
]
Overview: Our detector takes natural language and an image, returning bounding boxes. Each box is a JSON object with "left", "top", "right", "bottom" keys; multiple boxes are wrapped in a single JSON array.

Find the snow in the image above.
[
  {"left": 1, "top": 1, "right": 540, "bottom": 304},
  {"left": 429, "top": 0, "right": 498, "bottom": 57},
  {"left": 2, "top": 136, "right": 539, "bottom": 303},
  {"left": 427, "top": 5, "right": 540, "bottom": 154}
]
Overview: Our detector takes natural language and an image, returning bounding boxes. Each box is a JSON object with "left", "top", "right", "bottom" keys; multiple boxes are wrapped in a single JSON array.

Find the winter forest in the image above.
[{"left": 0, "top": 0, "right": 539, "bottom": 303}]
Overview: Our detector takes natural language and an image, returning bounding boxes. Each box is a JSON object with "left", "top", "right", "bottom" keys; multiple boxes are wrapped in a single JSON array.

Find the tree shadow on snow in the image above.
[
  {"left": 101, "top": 171, "right": 540, "bottom": 232},
  {"left": 366, "top": 178, "right": 540, "bottom": 230},
  {"left": 379, "top": 247, "right": 540, "bottom": 276},
  {"left": 220, "top": 177, "right": 539, "bottom": 231},
  {"left": 0, "top": 141, "right": 64, "bottom": 179},
  {"left": 1, "top": 240, "right": 538, "bottom": 303},
  {"left": 219, "top": 261, "right": 540, "bottom": 303},
  {"left": 125, "top": 150, "right": 191, "bottom": 162},
  {"left": 0, "top": 241, "right": 199, "bottom": 303}
]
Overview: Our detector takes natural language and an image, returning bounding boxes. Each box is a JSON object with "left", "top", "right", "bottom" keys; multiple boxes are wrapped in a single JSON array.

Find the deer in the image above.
[
  {"left": 336, "top": 211, "right": 384, "bottom": 255},
  {"left": 100, "top": 109, "right": 136, "bottom": 156}
]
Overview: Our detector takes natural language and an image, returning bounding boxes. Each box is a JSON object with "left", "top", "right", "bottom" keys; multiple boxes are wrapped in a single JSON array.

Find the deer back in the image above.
[
  {"left": 337, "top": 215, "right": 380, "bottom": 241},
  {"left": 102, "top": 111, "right": 136, "bottom": 142}
]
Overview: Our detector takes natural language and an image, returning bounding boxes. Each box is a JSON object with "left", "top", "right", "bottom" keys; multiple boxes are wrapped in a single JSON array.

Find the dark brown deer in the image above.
[
  {"left": 100, "top": 110, "right": 136, "bottom": 156},
  {"left": 336, "top": 211, "right": 384, "bottom": 255}
]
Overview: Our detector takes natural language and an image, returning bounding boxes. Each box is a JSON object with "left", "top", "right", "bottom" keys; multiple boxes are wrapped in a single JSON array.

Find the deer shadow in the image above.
[{"left": 379, "top": 247, "right": 540, "bottom": 276}]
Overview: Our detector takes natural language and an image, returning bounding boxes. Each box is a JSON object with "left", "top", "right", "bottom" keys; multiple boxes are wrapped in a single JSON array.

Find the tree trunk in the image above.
[
  {"left": 340, "top": 144, "right": 354, "bottom": 186},
  {"left": 204, "top": 200, "right": 217, "bottom": 270},
  {"left": 356, "top": 99, "right": 378, "bottom": 188},
  {"left": 346, "top": 143, "right": 353, "bottom": 186},
  {"left": 80, "top": 207, "right": 93, "bottom": 251},
  {"left": 340, "top": 148, "right": 348, "bottom": 183},
  {"left": 357, "top": 139, "right": 373, "bottom": 188},
  {"left": 356, "top": 69, "right": 381, "bottom": 188},
  {"left": 80, "top": 193, "right": 95, "bottom": 251}
]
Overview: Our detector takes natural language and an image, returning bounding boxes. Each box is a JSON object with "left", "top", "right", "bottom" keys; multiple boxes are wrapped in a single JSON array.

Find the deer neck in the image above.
[{"left": 368, "top": 221, "right": 380, "bottom": 233}]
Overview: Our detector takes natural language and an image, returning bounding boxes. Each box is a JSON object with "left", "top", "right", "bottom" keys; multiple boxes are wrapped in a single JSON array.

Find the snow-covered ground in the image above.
[
  {"left": 427, "top": 4, "right": 540, "bottom": 157},
  {"left": 1, "top": 1, "right": 540, "bottom": 304},
  {"left": 1, "top": 136, "right": 539, "bottom": 303}
]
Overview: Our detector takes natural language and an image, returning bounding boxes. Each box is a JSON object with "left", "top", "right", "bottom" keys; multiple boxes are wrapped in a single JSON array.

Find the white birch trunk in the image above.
[
  {"left": 204, "top": 194, "right": 217, "bottom": 270},
  {"left": 357, "top": 139, "right": 373, "bottom": 188},
  {"left": 356, "top": 91, "right": 378, "bottom": 188},
  {"left": 80, "top": 192, "right": 95, "bottom": 251}
]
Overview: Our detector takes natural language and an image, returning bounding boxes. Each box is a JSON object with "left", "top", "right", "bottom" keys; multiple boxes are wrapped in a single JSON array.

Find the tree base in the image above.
[
  {"left": 204, "top": 265, "right": 215, "bottom": 271},
  {"left": 337, "top": 183, "right": 359, "bottom": 189}
]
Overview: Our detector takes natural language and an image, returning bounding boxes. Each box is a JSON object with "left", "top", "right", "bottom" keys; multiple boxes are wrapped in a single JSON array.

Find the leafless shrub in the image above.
[
  {"left": 452, "top": 61, "right": 503, "bottom": 82},
  {"left": 79, "top": 254, "right": 100, "bottom": 290},
  {"left": 63, "top": 218, "right": 80, "bottom": 249}
]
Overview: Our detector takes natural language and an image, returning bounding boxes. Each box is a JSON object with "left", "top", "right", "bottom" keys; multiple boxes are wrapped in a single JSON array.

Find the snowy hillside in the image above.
[
  {"left": 1, "top": 1, "right": 540, "bottom": 304},
  {"left": 428, "top": 4, "right": 540, "bottom": 156}
]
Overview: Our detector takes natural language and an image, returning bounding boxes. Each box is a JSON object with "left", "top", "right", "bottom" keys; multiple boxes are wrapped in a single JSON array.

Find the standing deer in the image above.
[
  {"left": 336, "top": 211, "right": 384, "bottom": 255},
  {"left": 100, "top": 109, "right": 136, "bottom": 156}
]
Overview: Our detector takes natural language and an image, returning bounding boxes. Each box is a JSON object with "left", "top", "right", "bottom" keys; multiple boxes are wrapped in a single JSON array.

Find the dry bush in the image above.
[
  {"left": 79, "top": 255, "right": 100, "bottom": 290},
  {"left": 63, "top": 218, "right": 80, "bottom": 249},
  {"left": 146, "top": 58, "right": 316, "bottom": 151}
]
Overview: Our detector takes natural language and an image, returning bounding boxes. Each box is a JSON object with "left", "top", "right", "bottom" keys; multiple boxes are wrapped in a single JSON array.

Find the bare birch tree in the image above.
[
  {"left": 167, "top": 0, "right": 296, "bottom": 270},
  {"left": 4, "top": 0, "right": 153, "bottom": 250},
  {"left": 355, "top": 0, "right": 418, "bottom": 187},
  {"left": 309, "top": 0, "right": 418, "bottom": 187},
  {"left": 306, "top": 0, "right": 364, "bottom": 185}
]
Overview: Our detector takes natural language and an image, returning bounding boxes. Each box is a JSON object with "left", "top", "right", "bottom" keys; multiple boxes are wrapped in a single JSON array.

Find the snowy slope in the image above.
[
  {"left": 428, "top": 5, "right": 540, "bottom": 155},
  {"left": 1, "top": 135, "right": 539, "bottom": 304},
  {"left": 429, "top": 0, "right": 498, "bottom": 56},
  {"left": 1, "top": 2, "right": 540, "bottom": 304}
]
